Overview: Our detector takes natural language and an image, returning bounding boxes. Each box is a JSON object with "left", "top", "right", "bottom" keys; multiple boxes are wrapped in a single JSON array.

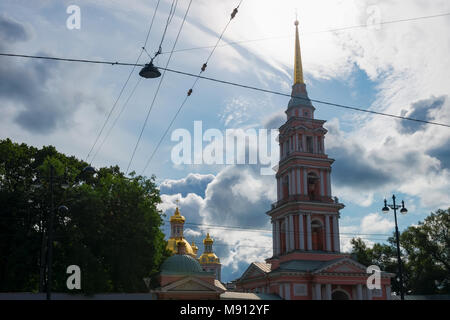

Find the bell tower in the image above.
[{"left": 268, "top": 19, "right": 344, "bottom": 260}]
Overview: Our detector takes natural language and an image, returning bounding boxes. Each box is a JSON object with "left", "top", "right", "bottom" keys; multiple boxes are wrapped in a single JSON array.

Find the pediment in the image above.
[
  {"left": 314, "top": 258, "right": 367, "bottom": 274},
  {"left": 239, "top": 263, "right": 270, "bottom": 281},
  {"left": 161, "top": 276, "right": 224, "bottom": 293},
  {"left": 170, "top": 280, "right": 214, "bottom": 292}
]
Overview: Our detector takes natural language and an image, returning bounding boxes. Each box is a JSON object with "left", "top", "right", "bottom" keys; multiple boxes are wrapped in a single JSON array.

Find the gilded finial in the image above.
[{"left": 294, "top": 15, "right": 304, "bottom": 84}]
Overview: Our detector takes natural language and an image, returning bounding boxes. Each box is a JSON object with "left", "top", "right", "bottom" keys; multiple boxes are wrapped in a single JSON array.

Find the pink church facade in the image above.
[{"left": 235, "top": 20, "right": 394, "bottom": 300}]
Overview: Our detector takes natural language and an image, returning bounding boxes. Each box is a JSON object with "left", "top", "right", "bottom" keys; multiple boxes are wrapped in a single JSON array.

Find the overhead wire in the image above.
[
  {"left": 140, "top": 0, "right": 244, "bottom": 175},
  {"left": 85, "top": 0, "right": 162, "bottom": 164},
  {"left": 159, "top": 11, "right": 450, "bottom": 55},
  {"left": 2, "top": 52, "right": 450, "bottom": 129},
  {"left": 125, "top": 0, "right": 193, "bottom": 175},
  {"left": 90, "top": 0, "right": 179, "bottom": 164},
  {"left": 164, "top": 219, "right": 393, "bottom": 237}
]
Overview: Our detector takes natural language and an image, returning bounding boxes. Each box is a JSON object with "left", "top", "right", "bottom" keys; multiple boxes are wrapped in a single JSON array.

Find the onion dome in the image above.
[
  {"left": 170, "top": 207, "right": 185, "bottom": 223},
  {"left": 203, "top": 233, "right": 214, "bottom": 245}
]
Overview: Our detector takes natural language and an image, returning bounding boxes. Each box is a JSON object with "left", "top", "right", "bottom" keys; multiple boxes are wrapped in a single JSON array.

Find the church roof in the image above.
[
  {"left": 160, "top": 254, "right": 205, "bottom": 275},
  {"left": 253, "top": 262, "right": 271, "bottom": 273}
]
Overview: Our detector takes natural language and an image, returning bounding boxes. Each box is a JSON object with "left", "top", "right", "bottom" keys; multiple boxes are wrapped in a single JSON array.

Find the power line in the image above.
[
  {"left": 164, "top": 219, "right": 392, "bottom": 238},
  {"left": 2, "top": 52, "right": 449, "bottom": 129},
  {"left": 140, "top": 0, "right": 245, "bottom": 174},
  {"left": 125, "top": 0, "right": 193, "bottom": 175},
  {"left": 160, "top": 12, "right": 450, "bottom": 54},
  {"left": 85, "top": 0, "right": 163, "bottom": 164},
  {"left": 91, "top": 77, "right": 143, "bottom": 163}
]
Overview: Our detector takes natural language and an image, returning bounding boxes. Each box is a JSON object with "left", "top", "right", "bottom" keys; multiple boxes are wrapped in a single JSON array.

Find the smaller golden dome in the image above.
[
  {"left": 191, "top": 242, "right": 198, "bottom": 253},
  {"left": 203, "top": 233, "right": 214, "bottom": 245},
  {"left": 166, "top": 238, "right": 195, "bottom": 256},
  {"left": 170, "top": 207, "right": 185, "bottom": 223},
  {"left": 199, "top": 252, "right": 220, "bottom": 264}
]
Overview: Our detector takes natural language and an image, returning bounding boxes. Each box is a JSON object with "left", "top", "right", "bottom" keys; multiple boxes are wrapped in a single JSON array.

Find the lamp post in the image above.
[
  {"left": 39, "top": 165, "right": 96, "bottom": 300},
  {"left": 382, "top": 194, "right": 408, "bottom": 300}
]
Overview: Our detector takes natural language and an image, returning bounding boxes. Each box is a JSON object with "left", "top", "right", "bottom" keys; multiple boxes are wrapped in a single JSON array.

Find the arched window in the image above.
[
  {"left": 332, "top": 290, "right": 350, "bottom": 300},
  {"left": 311, "top": 219, "right": 324, "bottom": 251}
]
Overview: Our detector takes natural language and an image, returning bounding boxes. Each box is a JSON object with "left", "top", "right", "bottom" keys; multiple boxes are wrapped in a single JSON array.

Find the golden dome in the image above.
[
  {"left": 199, "top": 252, "right": 220, "bottom": 264},
  {"left": 166, "top": 238, "right": 195, "bottom": 257},
  {"left": 203, "top": 233, "right": 214, "bottom": 245},
  {"left": 170, "top": 207, "right": 185, "bottom": 223}
]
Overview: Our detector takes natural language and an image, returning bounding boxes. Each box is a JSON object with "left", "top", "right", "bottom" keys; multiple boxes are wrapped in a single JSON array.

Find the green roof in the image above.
[{"left": 160, "top": 255, "right": 205, "bottom": 275}]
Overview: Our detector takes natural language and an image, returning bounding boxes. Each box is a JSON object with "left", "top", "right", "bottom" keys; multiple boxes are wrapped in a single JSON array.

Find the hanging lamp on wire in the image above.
[{"left": 139, "top": 59, "right": 161, "bottom": 79}]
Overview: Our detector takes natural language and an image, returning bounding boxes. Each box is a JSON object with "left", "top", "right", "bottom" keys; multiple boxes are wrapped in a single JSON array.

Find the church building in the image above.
[
  {"left": 149, "top": 206, "right": 225, "bottom": 299},
  {"left": 235, "top": 20, "right": 394, "bottom": 300}
]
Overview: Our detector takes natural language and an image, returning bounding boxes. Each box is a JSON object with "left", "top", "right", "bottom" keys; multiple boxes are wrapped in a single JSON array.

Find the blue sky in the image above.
[{"left": 1, "top": 0, "right": 449, "bottom": 283}]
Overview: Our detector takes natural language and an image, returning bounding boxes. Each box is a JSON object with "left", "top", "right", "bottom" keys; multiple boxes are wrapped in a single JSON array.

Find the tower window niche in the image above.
[
  {"left": 307, "top": 172, "right": 320, "bottom": 200},
  {"left": 306, "top": 136, "right": 313, "bottom": 153},
  {"left": 311, "top": 220, "right": 324, "bottom": 251}
]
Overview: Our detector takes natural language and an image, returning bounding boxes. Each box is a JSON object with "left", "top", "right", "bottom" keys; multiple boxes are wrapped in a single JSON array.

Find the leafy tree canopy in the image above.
[
  {"left": 351, "top": 208, "right": 450, "bottom": 295},
  {"left": 0, "top": 138, "right": 171, "bottom": 294}
]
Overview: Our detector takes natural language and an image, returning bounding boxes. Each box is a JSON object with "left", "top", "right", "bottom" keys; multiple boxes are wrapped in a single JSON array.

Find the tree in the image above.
[
  {"left": 0, "top": 138, "right": 171, "bottom": 293},
  {"left": 350, "top": 208, "right": 450, "bottom": 295}
]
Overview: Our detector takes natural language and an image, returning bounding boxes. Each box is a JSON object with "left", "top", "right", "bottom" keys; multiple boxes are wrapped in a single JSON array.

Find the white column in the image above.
[
  {"left": 302, "top": 135, "right": 306, "bottom": 152},
  {"left": 279, "top": 284, "right": 284, "bottom": 299},
  {"left": 274, "top": 220, "right": 280, "bottom": 255},
  {"left": 291, "top": 170, "right": 296, "bottom": 195},
  {"left": 303, "top": 168, "right": 308, "bottom": 195},
  {"left": 285, "top": 216, "right": 290, "bottom": 252},
  {"left": 356, "top": 284, "right": 363, "bottom": 300},
  {"left": 289, "top": 214, "right": 294, "bottom": 250},
  {"left": 306, "top": 214, "right": 312, "bottom": 251},
  {"left": 285, "top": 284, "right": 291, "bottom": 300},
  {"left": 314, "top": 284, "right": 322, "bottom": 300},
  {"left": 325, "top": 284, "right": 332, "bottom": 300},
  {"left": 287, "top": 171, "right": 291, "bottom": 196},
  {"left": 320, "top": 170, "right": 325, "bottom": 196},
  {"left": 314, "top": 136, "right": 318, "bottom": 154},
  {"left": 332, "top": 215, "right": 340, "bottom": 252},
  {"left": 327, "top": 171, "right": 331, "bottom": 196},
  {"left": 299, "top": 214, "right": 305, "bottom": 250},
  {"left": 366, "top": 286, "right": 372, "bottom": 301},
  {"left": 277, "top": 178, "right": 280, "bottom": 200},
  {"left": 386, "top": 286, "right": 391, "bottom": 300},
  {"left": 295, "top": 134, "right": 298, "bottom": 152},
  {"left": 272, "top": 221, "right": 276, "bottom": 256},
  {"left": 325, "top": 215, "right": 331, "bottom": 251}
]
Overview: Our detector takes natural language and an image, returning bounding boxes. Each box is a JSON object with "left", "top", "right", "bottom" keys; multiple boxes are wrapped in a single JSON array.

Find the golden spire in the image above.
[{"left": 294, "top": 19, "right": 304, "bottom": 84}]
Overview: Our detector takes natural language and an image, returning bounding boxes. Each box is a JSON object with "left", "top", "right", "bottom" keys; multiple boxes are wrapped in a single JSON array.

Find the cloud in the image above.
[
  {"left": 428, "top": 139, "right": 450, "bottom": 170},
  {"left": 398, "top": 96, "right": 446, "bottom": 134},
  {"left": 0, "top": 14, "right": 30, "bottom": 47},
  {"left": 360, "top": 212, "right": 394, "bottom": 234},
  {"left": 159, "top": 192, "right": 205, "bottom": 224},
  {"left": 159, "top": 173, "right": 215, "bottom": 198},
  {"left": 201, "top": 165, "right": 276, "bottom": 228},
  {"left": 159, "top": 167, "right": 276, "bottom": 282},
  {"left": 0, "top": 14, "right": 111, "bottom": 135},
  {"left": 262, "top": 110, "right": 285, "bottom": 129}
]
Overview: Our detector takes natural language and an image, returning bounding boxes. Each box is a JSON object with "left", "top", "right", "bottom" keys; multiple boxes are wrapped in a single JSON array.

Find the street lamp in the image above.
[
  {"left": 382, "top": 194, "right": 408, "bottom": 300},
  {"left": 38, "top": 164, "right": 96, "bottom": 300}
]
